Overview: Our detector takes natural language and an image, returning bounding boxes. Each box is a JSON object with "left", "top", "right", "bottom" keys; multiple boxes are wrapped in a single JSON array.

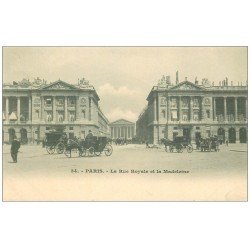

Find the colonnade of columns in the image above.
[
  {"left": 3, "top": 96, "right": 81, "bottom": 123},
  {"left": 158, "top": 95, "right": 247, "bottom": 122},
  {"left": 4, "top": 96, "right": 31, "bottom": 122},
  {"left": 111, "top": 126, "right": 135, "bottom": 139}
]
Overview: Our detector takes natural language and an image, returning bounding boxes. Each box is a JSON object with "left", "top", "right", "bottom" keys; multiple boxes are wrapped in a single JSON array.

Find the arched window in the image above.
[
  {"left": 161, "top": 110, "right": 166, "bottom": 118},
  {"left": 82, "top": 110, "right": 86, "bottom": 119},
  {"left": 35, "top": 110, "right": 39, "bottom": 119}
]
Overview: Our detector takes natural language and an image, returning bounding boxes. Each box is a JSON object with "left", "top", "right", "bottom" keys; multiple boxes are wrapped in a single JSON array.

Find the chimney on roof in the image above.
[
  {"left": 195, "top": 77, "right": 198, "bottom": 85},
  {"left": 226, "top": 77, "right": 228, "bottom": 86},
  {"left": 176, "top": 71, "right": 179, "bottom": 85}
]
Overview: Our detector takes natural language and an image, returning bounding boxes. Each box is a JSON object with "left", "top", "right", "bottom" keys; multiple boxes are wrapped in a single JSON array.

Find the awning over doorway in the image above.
[{"left": 9, "top": 112, "right": 17, "bottom": 120}]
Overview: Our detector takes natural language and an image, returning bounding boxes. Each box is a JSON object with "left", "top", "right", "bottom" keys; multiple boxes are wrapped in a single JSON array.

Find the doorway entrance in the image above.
[
  {"left": 183, "top": 127, "right": 191, "bottom": 142},
  {"left": 239, "top": 127, "right": 247, "bottom": 143},
  {"left": 228, "top": 128, "right": 236, "bottom": 143},
  {"left": 217, "top": 128, "right": 225, "bottom": 144},
  {"left": 20, "top": 128, "right": 28, "bottom": 144}
]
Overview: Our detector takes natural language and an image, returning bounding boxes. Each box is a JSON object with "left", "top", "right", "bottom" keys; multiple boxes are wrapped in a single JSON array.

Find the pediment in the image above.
[
  {"left": 170, "top": 81, "right": 205, "bottom": 91},
  {"left": 110, "top": 119, "right": 134, "bottom": 125},
  {"left": 39, "top": 80, "right": 79, "bottom": 90}
]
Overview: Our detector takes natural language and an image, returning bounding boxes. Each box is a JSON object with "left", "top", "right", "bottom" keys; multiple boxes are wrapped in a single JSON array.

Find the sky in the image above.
[{"left": 3, "top": 47, "right": 247, "bottom": 122}]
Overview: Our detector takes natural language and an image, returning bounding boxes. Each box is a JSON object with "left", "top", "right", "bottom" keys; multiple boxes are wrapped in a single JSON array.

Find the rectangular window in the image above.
[
  {"left": 171, "top": 110, "right": 177, "bottom": 120},
  {"left": 45, "top": 98, "right": 52, "bottom": 105},
  {"left": 182, "top": 98, "right": 188, "bottom": 107},
  {"left": 57, "top": 98, "right": 64, "bottom": 105},
  {"left": 193, "top": 98, "right": 199, "bottom": 107},
  {"left": 182, "top": 111, "right": 188, "bottom": 121},
  {"left": 58, "top": 111, "right": 64, "bottom": 122},
  {"left": 171, "top": 98, "right": 177, "bottom": 108},
  {"left": 69, "top": 112, "right": 75, "bottom": 121},
  {"left": 69, "top": 126, "right": 74, "bottom": 130},
  {"left": 46, "top": 111, "right": 52, "bottom": 122},
  {"left": 68, "top": 98, "right": 75, "bottom": 106},
  {"left": 193, "top": 112, "right": 199, "bottom": 121}
]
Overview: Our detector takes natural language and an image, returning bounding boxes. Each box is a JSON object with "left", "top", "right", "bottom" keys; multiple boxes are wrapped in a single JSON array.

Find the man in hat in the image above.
[
  {"left": 11, "top": 135, "right": 21, "bottom": 163},
  {"left": 85, "top": 130, "right": 94, "bottom": 148},
  {"left": 86, "top": 130, "right": 93, "bottom": 140}
]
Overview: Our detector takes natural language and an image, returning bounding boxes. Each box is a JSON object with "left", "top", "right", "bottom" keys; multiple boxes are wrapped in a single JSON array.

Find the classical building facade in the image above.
[
  {"left": 110, "top": 119, "right": 135, "bottom": 140},
  {"left": 136, "top": 79, "right": 247, "bottom": 144},
  {"left": 2, "top": 79, "right": 110, "bottom": 143}
]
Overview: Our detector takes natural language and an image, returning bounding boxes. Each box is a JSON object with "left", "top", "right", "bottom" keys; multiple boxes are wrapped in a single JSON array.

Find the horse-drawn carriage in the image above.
[
  {"left": 64, "top": 136, "right": 113, "bottom": 158},
  {"left": 200, "top": 137, "right": 220, "bottom": 152},
  {"left": 44, "top": 131, "right": 67, "bottom": 154},
  {"left": 162, "top": 136, "right": 193, "bottom": 153}
]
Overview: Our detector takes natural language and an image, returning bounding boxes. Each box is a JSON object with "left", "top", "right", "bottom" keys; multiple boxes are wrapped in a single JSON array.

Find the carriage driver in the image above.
[
  {"left": 85, "top": 130, "right": 94, "bottom": 148},
  {"left": 86, "top": 130, "right": 94, "bottom": 140}
]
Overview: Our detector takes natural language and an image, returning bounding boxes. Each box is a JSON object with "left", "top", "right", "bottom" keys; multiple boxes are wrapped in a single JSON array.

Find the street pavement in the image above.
[{"left": 2, "top": 143, "right": 248, "bottom": 201}]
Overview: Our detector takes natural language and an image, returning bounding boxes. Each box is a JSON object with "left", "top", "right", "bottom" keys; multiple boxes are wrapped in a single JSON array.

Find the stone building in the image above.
[
  {"left": 109, "top": 119, "right": 135, "bottom": 140},
  {"left": 136, "top": 76, "right": 247, "bottom": 144},
  {"left": 2, "top": 78, "right": 110, "bottom": 143}
]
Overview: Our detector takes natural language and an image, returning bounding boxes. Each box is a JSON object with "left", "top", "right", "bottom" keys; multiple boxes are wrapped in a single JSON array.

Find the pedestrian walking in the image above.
[{"left": 11, "top": 136, "right": 21, "bottom": 163}]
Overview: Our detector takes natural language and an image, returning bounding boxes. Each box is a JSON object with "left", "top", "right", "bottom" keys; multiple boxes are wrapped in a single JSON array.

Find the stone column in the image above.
[
  {"left": 17, "top": 97, "right": 21, "bottom": 122},
  {"left": 178, "top": 96, "right": 182, "bottom": 121},
  {"left": 76, "top": 96, "right": 80, "bottom": 121},
  {"left": 5, "top": 97, "right": 9, "bottom": 121},
  {"left": 167, "top": 96, "right": 171, "bottom": 122},
  {"left": 213, "top": 97, "right": 216, "bottom": 121},
  {"left": 245, "top": 97, "right": 248, "bottom": 120},
  {"left": 234, "top": 97, "right": 238, "bottom": 121},
  {"left": 29, "top": 96, "right": 32, "bottom": 121},
  {"left": 53, "top": 96, "right": 56, "bottom": 122},
  {"left": 236, "top": 129, "right": 240, "bottom": 143},
  {"left": 115, "top": 127, "right": 118, "bottom": 138},
  {"left": 190, "top": 97, "right": 193, "bottom": 122},
  {"left": 154, "top": 95, "right": 157, "bottom": 122},
  {"left": 200, "top": 97, "right": 204, "bottom": 121},
  {"left": 224, "top": 97, "right": 227, "bottom": 121},
  {"left": 41, "top": 97, "right": 44, "bottom": 121},
  {"left": 88, "top": 97, "right": 91, "bottom": 121},
  {"left": 64, "top": 96, "right": 68, "bottom": 122}
]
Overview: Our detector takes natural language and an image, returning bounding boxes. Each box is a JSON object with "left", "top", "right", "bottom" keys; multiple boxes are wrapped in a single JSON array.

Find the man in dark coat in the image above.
[
  {"left": 11, "top": 135, "right": 21, "bottom": 163},
  {"left": 85, "top": 130, "right": 94, "bottom": 148},
  {"left": 85, "top": 130, "right": 93, "bottom": 140}
]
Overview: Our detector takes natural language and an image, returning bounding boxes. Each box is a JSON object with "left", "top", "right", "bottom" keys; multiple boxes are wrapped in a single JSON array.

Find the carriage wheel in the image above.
[
  {"left": 94, "top": 151, "right": 101, "bottom": 156},
  {"left": 46, "top": 145, "right": 55, "bottom": 154},
  {"left": 104, "top": 145, "right": 113, "bottom": 156},
  {"left": 56, "top": 142, "right": 65, "bottom": 154},
  {"left": 88, "top": 147, "right": 95, "bottom": 157},
  {"left": 64, "top": 149, "right": 71, "bottom": 158},
  {"left": 169, "top": 146, "right": 174, "bottom": 153},
  {"left": 79, "top": 147, "right": 86, "bottom": 157},
  {"left": 187, "top": 144, "right": 193, "bottom": 153},
  {"left": 177, "top": 146, "right": 183, "bottom": 153}
]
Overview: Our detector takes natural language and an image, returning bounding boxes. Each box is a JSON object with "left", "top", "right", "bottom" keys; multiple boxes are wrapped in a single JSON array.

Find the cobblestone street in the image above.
[{"left": 3, "top": 143, "right": 247, "bottom": 201}]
